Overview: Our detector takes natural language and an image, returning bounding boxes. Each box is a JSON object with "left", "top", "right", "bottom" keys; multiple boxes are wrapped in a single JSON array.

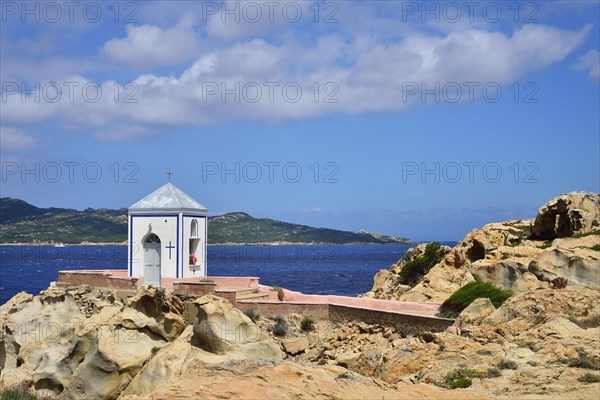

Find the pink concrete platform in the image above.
[
  {"left": 58, "top": 270, "right": 442, "bottom": 316},
  {"left": 256, "top": 286, "right": 441, "bottom": 313},
  {"left": 60, "top": 269, "right": 259, "bottom": 289}
]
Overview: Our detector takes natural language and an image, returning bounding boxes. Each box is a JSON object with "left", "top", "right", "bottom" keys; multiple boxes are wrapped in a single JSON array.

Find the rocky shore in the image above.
[{"left": 1, "top": 192, "right": 598, "bottom": 399}]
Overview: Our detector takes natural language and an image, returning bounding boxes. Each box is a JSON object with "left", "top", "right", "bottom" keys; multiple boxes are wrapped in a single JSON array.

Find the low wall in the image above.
[
  {"left": 236, "top": 301, "right": 452, "bottom": 333},
  {"left": 236, "top": 301, "right": 330, "bottom": 321},
  {"left": 208, "top": 276, "right": 260, "bottom": 288},
  {"left": 329, "top": 304, "right": 453, "bottom": 335},
  {"left": 173, "top": 282, "right": 216, "bottom": 296},
  {"left": 58, "top": 271, "right": 138, "bottom": 291},
  {"left": 215, "top": 291, "right": 238, "bottom": 306}
]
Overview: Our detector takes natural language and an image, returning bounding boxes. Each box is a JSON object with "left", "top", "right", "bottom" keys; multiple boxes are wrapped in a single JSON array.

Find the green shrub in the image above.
[
  {"left": 444, "top": 368, "right": 482, "bottom": 389},
  {"left": 486, "top": 368, "right": 502, "bottom": 378},
  {"left": 591, "top": 245, "right": 600, "bottom": 251},
  {"left": 0, "top": 387, "right": 38, "bottom": 400},
  {"left": 272, "top": 316, "right": 288, "bottom": 337},
  {"left": 568, "top": 315, "right": 600, "bottom": 329},
  {"left": 154, "top": 287, "right": 169, "bottom": 312},
  {"left": 537, "top": 241, "right": 552, "bottom": 249},
  {"left": 497, "top": 360, "right": 518, "bottom": 370},
  {"left": 244, "top": 309, "right": 260, "bottom": 323},
  {"left": 398, "top": 242, "right": 446, "bottom": 286},
  {"left": 567, "top": 353, "right": 600, "bottom": 370},
  {"left": 301, "top": 317, "right": 314, "bottom": 332},
  {"left": 435, "top": 344, "right": 446, "bottom": 356},
  {"left": 578, "top": 372, "right": 600, "bottom": 383},
  {"left": 436, "top": 281, "right": 512, "bottom": 319},
  {"left": 571, "top": 230, "right": 600, "bottom": 239},
  {"left": 418, "top": 332, "right": 436, "bottom": 343},
  {"left": 551, "top": 277, "right": 568, "bottom": 289},
  {"left": 448, "top": 377, "right": 472, "bottom": 389},
  {"left": 476, "top": 349, "right": 493, "bottom": 356},
  {"left": 271, "top": 287, "right": 285, "bottom": 301},
  {"left": 522, "top": 342, "right": 540, "bottom": 352}
]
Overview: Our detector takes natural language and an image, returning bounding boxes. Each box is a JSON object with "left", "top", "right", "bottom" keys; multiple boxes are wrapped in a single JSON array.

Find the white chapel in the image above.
[{"left": 127, "top": 181, "right": 208, "bottom": 285}]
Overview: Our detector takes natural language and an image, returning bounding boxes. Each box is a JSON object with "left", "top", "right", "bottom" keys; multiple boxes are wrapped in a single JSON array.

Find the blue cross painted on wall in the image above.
[{"left": 165, "top": 241, "right": 175, "bottom": 259}]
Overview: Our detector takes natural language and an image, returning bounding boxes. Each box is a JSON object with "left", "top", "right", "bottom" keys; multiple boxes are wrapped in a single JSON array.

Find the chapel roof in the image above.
[{"left": 129, "top": 183, "right": 207, "bottom": 214}]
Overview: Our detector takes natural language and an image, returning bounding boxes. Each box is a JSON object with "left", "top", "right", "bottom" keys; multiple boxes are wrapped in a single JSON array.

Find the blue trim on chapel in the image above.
[
  {"left": 181, "top": 214, "right": 207, "bottom": 278},
  {"left": 176, "top": 215, "right": 179, "bottom": 278},
  {"left": 129, "top": 214, "right": 180, "bottom": 280},
  {"left": 129, "top": 215, "right": 133, "bottom": 276},
  {"left": 129, "top": 213, "right": 206, "bottom": 280}
]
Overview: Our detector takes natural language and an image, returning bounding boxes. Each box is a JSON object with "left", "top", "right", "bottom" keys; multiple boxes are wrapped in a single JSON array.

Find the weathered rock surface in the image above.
[
  {"left": 531, "top": 192, "right": 600, "bottom": 240},
  {"left": 121, "top": 360, "right": 484, "bottom": 400},
  {"left": 363, "top": 242, "right": 451, "bottom": 300},
  {"left": 120, "top": 286, "right": 185, "bottom": 341},
  {"left": 528, "top": 236, "right": 600, "bottom": 290},
  {"left": 295, "top": 289, "right": 600, "bottom": 400},
  {"left": 190, "top": 295, "right": 280, "bottom": 357},
  {"left": 481, "top": 288, "right": 600, "bottom": 327},
  {"left": 0, "top": 287, "right": 282, "bottom": 399},
  {"left": 454, "top": 298, "right": 496, "bottom": 328},
  {"left": 123, "top": 293, "right": 283, "bottom": 397},
  {"left": 282, "top": 336, "right": 309, "bottom": 355},
  {"left": 366, "top": 192, "right": 599, "bottom": 303}
]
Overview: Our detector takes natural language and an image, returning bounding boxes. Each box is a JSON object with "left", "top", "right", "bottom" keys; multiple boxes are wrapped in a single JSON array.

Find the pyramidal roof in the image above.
[{"left": 129, "top": 183, "right": 207, "bottom": 214}]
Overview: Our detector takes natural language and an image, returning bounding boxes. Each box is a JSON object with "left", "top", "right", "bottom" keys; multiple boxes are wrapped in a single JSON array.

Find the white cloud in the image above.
[
  {"left": 302, "top": 206, "right": 323, "bottom": 215},
  {"left": 102, "top": 21, "right": 199, "bottom": 69},
  {"left": 2, "top": 24, "right": 590, "bottom": 140},
  {"left": 0, "top": 127, "right": 36, "bottom": 151},
  {"left": 573, "top": 49, "right": 600, "bottom": 80}
]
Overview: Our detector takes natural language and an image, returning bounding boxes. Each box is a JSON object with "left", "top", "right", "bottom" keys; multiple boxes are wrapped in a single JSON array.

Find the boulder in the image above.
[
  {"left": 336, "top": 351, "right": 361, "bottom": 367},
  {"left": 363, "top": 269, "right": 391, "bottom": 298},
  {"left": 62, "top": 326, "right": 166, "bottom": 400},
  {"left": 528, "top": 237, "right": 600, "bottom": 290},
  {"left": 191, "top": 295, "right": 282, "bottom": 358},
  {"left": 0, "top": 286, "right": 184, "bottom": 400},
  {"left": 511, "top": 272, "right": 547, "bottom": 294},
  {"left": 470, "top": 259, "right": 529, "bottom": 291},
  {"left": 0, "top": 287, "right": 87, "bottom": 397},
  {"left": 454, "top": 298, "right": 496, "bottom": 328},
  {"left": 124, "top": 296, "right": 283, "bottom": 397},
  {"left": 121, "top": 286, "right": 185, "bottom": 341},
  {"left": 532, "top": 192, "right": 600, "bottom": 240},
  {"left": 482, "top": 289, "right": 600, "bottom": 327},
  {"left": 283, "top": 337, "right": 309, "bottom": 355}
]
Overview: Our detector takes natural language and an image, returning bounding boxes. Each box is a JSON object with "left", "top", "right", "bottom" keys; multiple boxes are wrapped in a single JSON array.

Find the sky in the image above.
[{"left": 1, "top": 0, "right": 599, "bottom": 241}]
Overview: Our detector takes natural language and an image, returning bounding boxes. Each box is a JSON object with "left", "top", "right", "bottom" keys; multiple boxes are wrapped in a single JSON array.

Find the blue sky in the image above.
[{"left": 1, "top": 0, "right": 599, "bottom": 241}]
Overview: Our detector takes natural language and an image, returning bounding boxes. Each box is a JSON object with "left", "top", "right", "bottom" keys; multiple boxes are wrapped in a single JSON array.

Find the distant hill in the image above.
[
  {"left": 0, "top": 198, "right": 410, "bottom": 245},
  {"left": 0, "top": 198, "right": 128, "bottom": 243},
  {"left": 207, "top": 212, "right": 410, "bottom": 244}
]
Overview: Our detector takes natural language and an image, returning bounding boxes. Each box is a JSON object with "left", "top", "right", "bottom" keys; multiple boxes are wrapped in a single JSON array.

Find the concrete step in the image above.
[
  {"left": 207, "top": 277, "right": 260, "bottom": 288},
  {"left": 236, "top": 292, "right": 269, "bottom": 301},
  {"left": 214, "top": 286, "right": 256, "bottom": 295}
]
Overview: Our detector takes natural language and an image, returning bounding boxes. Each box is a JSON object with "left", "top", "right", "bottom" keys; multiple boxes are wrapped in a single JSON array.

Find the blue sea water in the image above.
[{"left": 0, "top": 243, "right": 455, "bottom": 305}]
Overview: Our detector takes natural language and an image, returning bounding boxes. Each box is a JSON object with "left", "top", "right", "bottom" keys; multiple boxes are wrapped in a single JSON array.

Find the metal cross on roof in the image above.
[{"left": 167, "top": 168, "right": 173, "bottom": 182}]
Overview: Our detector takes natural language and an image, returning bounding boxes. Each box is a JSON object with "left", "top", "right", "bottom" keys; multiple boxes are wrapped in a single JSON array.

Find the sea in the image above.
[{"left": 0, "top": 243, "right": 456, "bottom": 305}]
